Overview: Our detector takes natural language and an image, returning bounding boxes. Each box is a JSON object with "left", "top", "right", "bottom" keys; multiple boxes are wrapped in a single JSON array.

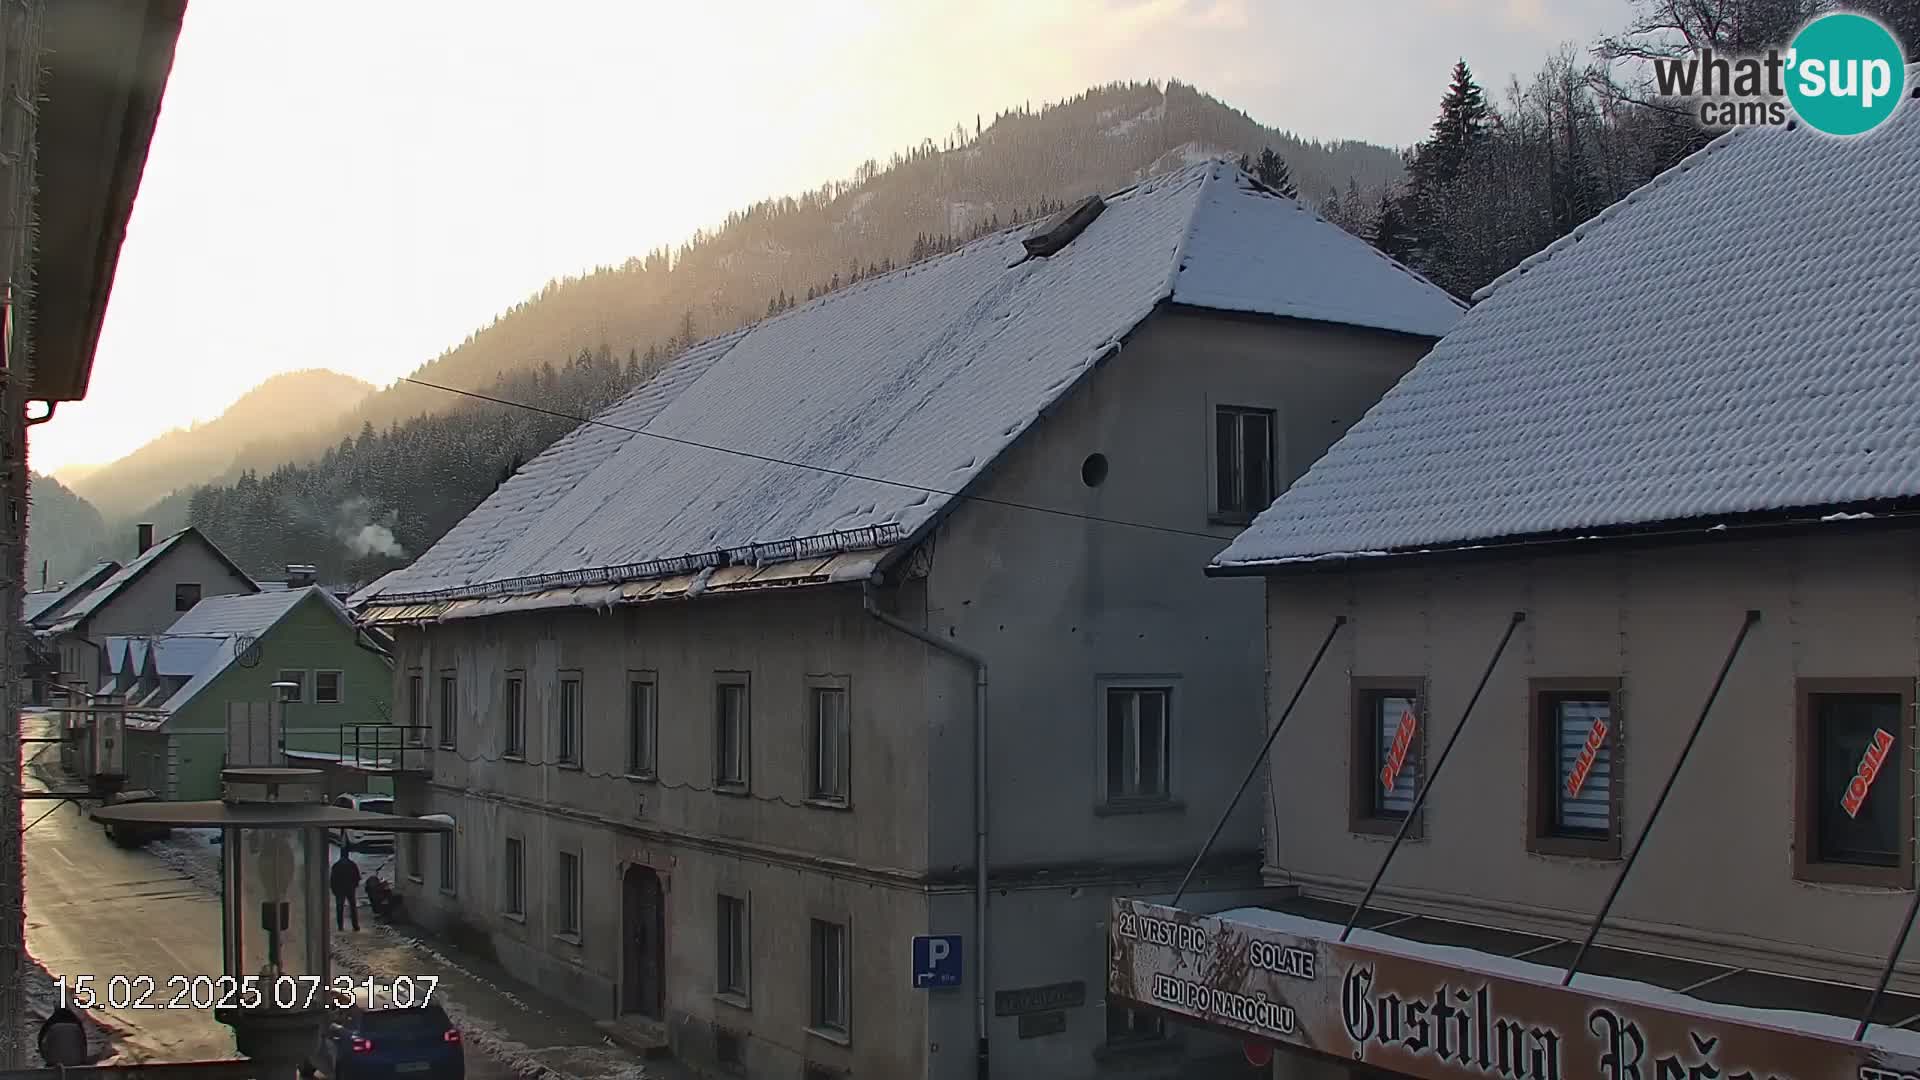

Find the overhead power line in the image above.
[{"left": 401, "top": 376, "right": 1242, "bottom": 545}]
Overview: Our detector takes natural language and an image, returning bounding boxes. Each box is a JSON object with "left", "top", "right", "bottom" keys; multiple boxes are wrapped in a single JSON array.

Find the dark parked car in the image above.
[{"left": 305, "top": 1003, "right": 463, "bottom": 1080}]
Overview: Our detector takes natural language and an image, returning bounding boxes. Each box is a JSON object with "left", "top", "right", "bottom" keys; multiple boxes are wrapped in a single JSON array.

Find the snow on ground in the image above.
[
  {"left": 1104, "top": 101, "right": 1165, "bottom": 138},
  {"left": 152, "top": 831, "right": 633, "bottom": 1079},
  {"left": 834, "top": 190, "right": 876, "bottom": 233},
  {"left": 365, "top": 925, "right": 530, "bottom": 1013},
  {"left": 19, "top": 956, "right": 123, "bottom": 1064}
]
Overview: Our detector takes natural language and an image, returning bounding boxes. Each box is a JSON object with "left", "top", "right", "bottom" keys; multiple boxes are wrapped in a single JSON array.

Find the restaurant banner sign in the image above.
[{"left": 1109, "top": 899, "right": 1920, "bottom": 1080}]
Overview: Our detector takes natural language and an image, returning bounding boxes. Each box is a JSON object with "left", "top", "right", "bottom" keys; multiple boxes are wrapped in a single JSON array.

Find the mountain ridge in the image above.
[
  {"left": 68, "top": 369, "right": 373, "bottom": 519},
  {"left": 75, "top": 79, "right": 1402, "bottom": 529}
]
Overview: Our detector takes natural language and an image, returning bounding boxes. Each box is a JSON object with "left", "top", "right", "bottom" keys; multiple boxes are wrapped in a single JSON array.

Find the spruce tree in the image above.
[
  {"left": 1254, "top": 147, "right": 1295, "bottom": 198},
  {"left": 1371, "top": 189, "right": 1414, "bottom": 262},
  {"left": 1416, "top": 59, "right": 1490, "bottom": 190}
]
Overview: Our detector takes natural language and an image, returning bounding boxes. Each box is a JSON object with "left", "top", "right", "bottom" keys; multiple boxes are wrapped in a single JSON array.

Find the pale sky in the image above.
[{"left": 34, "top": 0, "right": 1619, "bottom": 475}]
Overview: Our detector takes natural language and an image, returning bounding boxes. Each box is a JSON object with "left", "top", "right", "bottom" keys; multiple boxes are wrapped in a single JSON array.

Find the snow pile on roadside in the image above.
[
  {"left": 147, "top": 837, "right": 641, "bottom": 1079},
  {"left": 368, "top": 925, "right": 529, "bottom": 1012},
  {"left": 152, "top": 834, "right": 222, "bottom": 894},
  {"left": 328, "top": 942, "right": 642, "bottom": 1080}
]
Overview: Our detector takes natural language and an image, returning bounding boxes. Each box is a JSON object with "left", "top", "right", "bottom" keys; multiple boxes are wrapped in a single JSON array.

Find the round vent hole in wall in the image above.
[{"left": 1081, "top": 453, "right": 1109, "bottom": 488}]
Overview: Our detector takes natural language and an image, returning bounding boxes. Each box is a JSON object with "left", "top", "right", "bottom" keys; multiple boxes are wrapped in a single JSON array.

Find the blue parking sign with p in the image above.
[{"left": 912, "top": 935, "right": 963, "bottom": 988}]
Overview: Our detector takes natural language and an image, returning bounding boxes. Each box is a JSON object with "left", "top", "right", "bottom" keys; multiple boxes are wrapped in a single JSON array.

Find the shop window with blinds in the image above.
[
  {"left": 1529, "top": 681, "right": 1622, "bottom": 859},
  {"left": 1351, "top": 680, "right": 1425, "bottom": 836},
  {"left": 1797, "top": 679, "right": 1914, "bottom": 887}
]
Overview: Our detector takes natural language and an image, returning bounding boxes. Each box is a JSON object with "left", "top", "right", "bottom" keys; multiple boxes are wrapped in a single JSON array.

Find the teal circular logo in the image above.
[{"left": 1785, "top": 13, "right": 1907, "bottom": 136}]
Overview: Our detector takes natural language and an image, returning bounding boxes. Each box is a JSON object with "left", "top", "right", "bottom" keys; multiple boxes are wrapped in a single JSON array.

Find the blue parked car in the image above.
[{"left": 303, "top": 1002, "right": 464, "bottom": 1080}]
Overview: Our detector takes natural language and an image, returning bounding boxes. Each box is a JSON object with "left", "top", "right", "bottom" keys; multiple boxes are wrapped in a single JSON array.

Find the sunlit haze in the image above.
[{"left": 34, "top": 0, "right": 1617, "bottom": 474}]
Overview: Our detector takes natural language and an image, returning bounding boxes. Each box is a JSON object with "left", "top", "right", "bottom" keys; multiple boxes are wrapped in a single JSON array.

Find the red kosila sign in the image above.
[
  {"left": 1565, "top": 718, "right": 1610, "bottom": 799},
  {"left": 1842, "top": 728, "right": 1896, "bottom": 819},
  {"left": 1380, "top": 705, "right": 1417, "bottom": 792}
]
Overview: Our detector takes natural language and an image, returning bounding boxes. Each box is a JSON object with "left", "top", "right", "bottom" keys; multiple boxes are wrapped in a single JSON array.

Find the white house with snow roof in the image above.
[
  {"left": 1107, "top": 75, "right": 1920, "bottom": 1080},
  {"left": 41, "top": 524, "right": 257, "bottom": 702},
  {"left": 354, "top": 159, "right": 1464, "bottom": 1080}
]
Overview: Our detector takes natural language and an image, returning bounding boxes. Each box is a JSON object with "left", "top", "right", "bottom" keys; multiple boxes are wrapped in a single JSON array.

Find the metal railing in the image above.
[{"left": 338, "top": 724, "right": 432, "bottom": 773}]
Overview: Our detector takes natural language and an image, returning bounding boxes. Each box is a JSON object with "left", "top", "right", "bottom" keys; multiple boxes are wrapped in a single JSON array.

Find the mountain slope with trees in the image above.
[
  {"left": 65, "top": 369, "right": 373, "bottom": 519},
  {"left": 26, "top": 474, "right": 108, "bottom": 590},
  {"left": 176, "top": 4, "right": 1909, "bottom": 585}
]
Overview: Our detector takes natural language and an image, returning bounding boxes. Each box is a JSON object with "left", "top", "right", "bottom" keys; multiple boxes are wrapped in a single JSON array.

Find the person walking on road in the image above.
[{"left": 331, "top": 851, "right": 362, "bottom": 931}]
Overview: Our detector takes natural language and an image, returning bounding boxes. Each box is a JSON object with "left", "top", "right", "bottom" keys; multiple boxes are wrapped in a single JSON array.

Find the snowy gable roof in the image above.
[
  {"left": 166, "top": 586, "right": 316, "bottom": 637},
  {"left": 150, "top": 636, "right": 226, "bottom": 677},
  {"left": 26, "top": 560, "right": 121, "bottom": 628},
  {"left": 23, "top": 592, "right": 59, "bottom": 624},
  {"left": 52, "top": 528, "right": 257, "bottom": 631},
  {"left": 1214, "top": 88, "right": 1920, "bottom": 571},
  {"left": 367, "top": 161, "right": 1462, "bottom": 605}
]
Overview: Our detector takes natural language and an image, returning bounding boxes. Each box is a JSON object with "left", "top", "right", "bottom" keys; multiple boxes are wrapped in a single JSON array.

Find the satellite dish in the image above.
[{"left": 236, "top": 635, "right": 261, "bottom": 668}]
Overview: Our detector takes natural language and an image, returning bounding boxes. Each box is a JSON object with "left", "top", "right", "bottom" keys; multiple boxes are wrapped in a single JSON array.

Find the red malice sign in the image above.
[
  {"left": 1565, "top": 718, "right": 1610, "bottom": 799},
  {"left": 1842, "top": 728, "right": 1896, "bottom": 819},
  {"left": 1380, "top": 705, "right": 1417, "bottom": 792}
]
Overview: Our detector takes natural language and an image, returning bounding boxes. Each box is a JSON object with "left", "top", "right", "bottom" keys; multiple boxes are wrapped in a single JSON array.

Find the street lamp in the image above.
[{"left": 92, "top": 766, "right": 450, "bottom": 1079}]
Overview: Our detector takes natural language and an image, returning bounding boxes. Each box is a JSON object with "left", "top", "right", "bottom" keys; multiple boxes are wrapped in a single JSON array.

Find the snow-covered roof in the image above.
[
  {"left": 363, "top": 161, "right": 1463, "bottom": 607},
  {"left": 156, "top": 638, "right": 242, "bottom": 714},
  {"left": 50, "top": 529, "right": 256, "bottom": 632},
  {"left": 1214, "top": 82, "right": 1920, "bottom": 571},
  {"left": 346, "top": 569, "right": 405, "bottom": 610},
  {"left": 25, "top": 561, "right": 121, "bottom": 628},
  {"left": 23, "top": 592, "right": 59, "bottom": 624},
  {"left": 149, "top": 636, "right": 225, "bottom": 678},
  {"left": 110, "top": 589, "right": 368, "bottom": 721},
  {"left": 167, "top": 587, "right": 313, "bottom": 637},
  {"left": 101, "top": 636, "right": 144, "bottom": 675}
]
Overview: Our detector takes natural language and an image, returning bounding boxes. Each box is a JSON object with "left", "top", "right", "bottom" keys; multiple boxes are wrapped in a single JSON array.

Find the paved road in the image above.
[
  {"left": 18, "top": 712, "right": 535, "bottom": 1075},
  {"left": 21, "top": 711, "right": 236, "bottom": 1063}
]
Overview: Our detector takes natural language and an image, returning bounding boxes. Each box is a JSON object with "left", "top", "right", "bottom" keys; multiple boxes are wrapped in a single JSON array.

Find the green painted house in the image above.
[{"left": 117, "top": 586, "right": 394, "bottom": 800}]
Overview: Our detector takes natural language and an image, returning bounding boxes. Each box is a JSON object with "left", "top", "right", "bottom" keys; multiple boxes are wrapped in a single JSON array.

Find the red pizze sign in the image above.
[
  {"left": 1381, "top": 705, "right": 1417, "bottom": 792},
  {"left": 1565, "top": 718, "right": 1609, "bottom": 799},
  {"left": 1842, "top": 728, "right": 1896, "bottom": 819}
]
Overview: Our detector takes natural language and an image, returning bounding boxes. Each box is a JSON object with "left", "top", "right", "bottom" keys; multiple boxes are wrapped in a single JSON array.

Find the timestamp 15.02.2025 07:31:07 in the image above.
[{"left": 54, "top": 974, "right": 440, "bottom": 1011}]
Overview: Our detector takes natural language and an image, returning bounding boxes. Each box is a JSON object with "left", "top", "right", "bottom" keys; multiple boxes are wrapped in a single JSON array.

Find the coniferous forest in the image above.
[{"left": 44, "top": 0, "right": 1918, "bottom": 589}]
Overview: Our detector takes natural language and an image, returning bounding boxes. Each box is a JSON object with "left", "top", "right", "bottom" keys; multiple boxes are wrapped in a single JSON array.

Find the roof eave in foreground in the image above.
[{"left": 1209, "top": 502, "right": 1920, "bottom": 579}]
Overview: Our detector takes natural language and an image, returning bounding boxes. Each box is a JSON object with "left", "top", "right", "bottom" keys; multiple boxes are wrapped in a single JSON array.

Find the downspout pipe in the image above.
[{"left": 863, "top": 581, "right": 991, "bottom": 1080}]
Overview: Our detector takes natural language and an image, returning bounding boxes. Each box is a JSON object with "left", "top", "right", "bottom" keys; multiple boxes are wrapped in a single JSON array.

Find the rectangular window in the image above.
[
  {"left": 406, "top": 833, "right": 423, "bottom": 882},
  {"left": 808, "top": 682, "right": 849, "bottom": 805},
  {"left": 314, "top": 670, "right": 342, "bottom": 705},
  {"left": 504, "top": 674, "right": 525, "bottom": 758},
  {"left": 556, "top": 851, "right": 581, "bottom": 938},
  {"left": 1351, "top": 679, "right": 1425, "bottom": 836},
  {"left": 174, "top": 583, "right": 201, "bottom": 612},
  {"left": 439, "top": 831, "right": 457, "bottom": 895},
  {"left": 809, "top": 919, "right": 849, "bottom": 1037},
  {"left": 1529, "top": 680, "right": 1622, "bottom": 859},
  {"left": 628, "top": 674, "right": 657, "bottom": 778},
  {"left": 715, "top": 675, "right": 750, "bottom": 790},
  {"left": 276, "top": 670, "right": 306, "bottom": 704},
  {"left": 558, "top": 674, "right": 583, "bottom": 767},
  {"left": 1213, "top": 405, "right": 1276, "bottom": 520},
  {"left": 502, "top": 837, "right": 524, "bottom": 916},
  {"left": 437, "top": 673, "right": 457, "bottom": 750},
  {"left": 407, "top": 674, "right": 424, "bottom": 746},
  {"left": 717, "top": 894, "right": 749, "bottom": 1000},
  {"left": 1104, "top": 686, "right": 1172, "bottom": 804},
  {"left": 1798, "top": 679, "right": 1914, "bottom": 887}
]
